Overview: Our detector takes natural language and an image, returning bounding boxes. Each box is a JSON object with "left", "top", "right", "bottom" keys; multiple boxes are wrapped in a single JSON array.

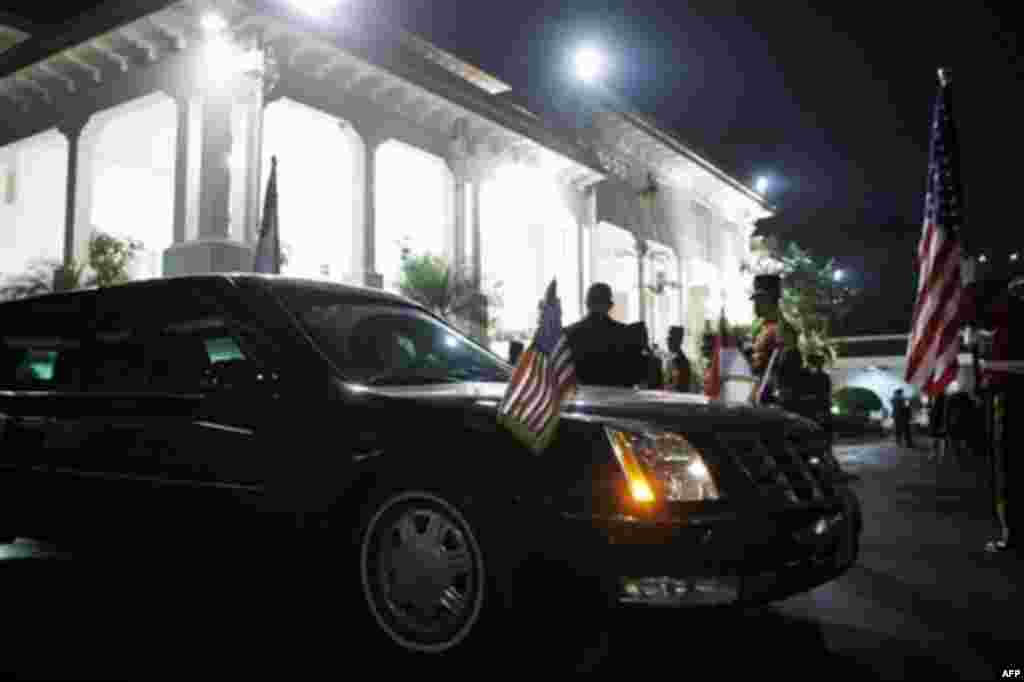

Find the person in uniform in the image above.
[
  {"left": 973, "top": 274, "right": 1023, "bottom": 553},
  {"left": 564, "top": 283, "right": 647, "bottom": 388},
  {"left": 891, "top": 388, "right": 914, "bottom": 448},
  {"left": 806, "top": 352, "right": 834, "bottom": 446},
  {"left": 748, "top": 274, "right": 801, "bottom": 404},
  {"left": 666, "top": 326, "right": 693, "bottom": 392}
]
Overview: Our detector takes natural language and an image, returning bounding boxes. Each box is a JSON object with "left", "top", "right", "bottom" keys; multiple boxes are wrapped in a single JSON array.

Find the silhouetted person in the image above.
[
  {"left": 666, "top": 326, "right": 693, "bottom": 392},
  {"left": 564, "top": 283, "right": 646, "bottom": 388},
  {"left": 945, "top": 390, "right": 976, "bottom": 461},
  {"left": 508, "top": 339, "right": 524, "bottom": 366},
  {"left": 892, "top": 388, "right": 914, "bottom": 448},
  {"left": 807, "top": 353, "right": 833, "bottom": 446},
  {"left": 928, "top": 392, "right": 948, "bottom": 461}
]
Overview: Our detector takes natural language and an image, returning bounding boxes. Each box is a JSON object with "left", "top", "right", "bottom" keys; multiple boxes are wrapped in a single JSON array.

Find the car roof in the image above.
[{"left": 0, "top": 273, "right": 424, "bottom": 310}]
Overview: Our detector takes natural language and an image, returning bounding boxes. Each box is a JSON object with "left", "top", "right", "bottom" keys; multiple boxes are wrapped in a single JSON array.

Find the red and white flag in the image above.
[{"left": 905, "top": 70, "right": 967, "bottom": 398}]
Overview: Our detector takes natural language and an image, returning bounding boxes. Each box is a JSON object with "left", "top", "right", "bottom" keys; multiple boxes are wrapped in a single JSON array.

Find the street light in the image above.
[
  {"left": 574, "top": 46, "right": 606, "bottom": 85},
  {"left": 755, "top": 176, "right": 770, "bottom": 195},
  {"left": 290, "top": 0, "right": 343, "bottom": 18},
  {"left": 834, "top": 268, "right": 845, "bottom": 283}
]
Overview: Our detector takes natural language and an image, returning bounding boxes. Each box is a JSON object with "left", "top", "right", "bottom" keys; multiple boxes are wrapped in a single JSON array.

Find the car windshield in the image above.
[{"left": 272, "top": 284, "right": 512, "bottom": 385}]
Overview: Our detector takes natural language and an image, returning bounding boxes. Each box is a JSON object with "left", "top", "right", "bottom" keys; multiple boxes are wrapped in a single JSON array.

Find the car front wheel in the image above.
[{"left": 358, "top": 489, "right": 488, "bottom": 657}]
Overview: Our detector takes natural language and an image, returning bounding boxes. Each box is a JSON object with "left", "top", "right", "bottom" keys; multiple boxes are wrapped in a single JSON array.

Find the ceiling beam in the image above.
[
  {"left": 36, "top": 62, "right": 77, "bottom": 93},
  {"left": 13, "top": 73, "right": 52, "bottom": 104},
  {"left": 60, "top": 51, "right": 102, "bottom": 83},
  {"left": 0, "top": 82, "right": 31, "bottom": 110},
  {"left": 86, "top": 39, "right": 129, "bottom": 73},
  {"left": 118, "top": 27, "right": 160, "bottom": 63},
  {"left": 147, "top": 15, "right": 189, "bottom": 51}
]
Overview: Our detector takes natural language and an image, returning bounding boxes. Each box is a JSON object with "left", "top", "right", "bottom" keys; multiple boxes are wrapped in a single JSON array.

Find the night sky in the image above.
[{"left": 5, "top": 1, "right": 1020, "bottom": 334}]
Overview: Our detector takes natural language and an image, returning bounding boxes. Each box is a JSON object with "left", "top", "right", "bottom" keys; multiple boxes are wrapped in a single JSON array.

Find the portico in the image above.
[{"left": 1, "top": 0, "right": 769, "bottom": 356}]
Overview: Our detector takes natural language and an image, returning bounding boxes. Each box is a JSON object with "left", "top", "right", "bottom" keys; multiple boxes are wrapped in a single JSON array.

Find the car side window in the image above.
[
  {"left": 88, "top": 328, "right": 149, "bottom": 393},
  {"left": 149, "top": 316, "right": 251, "bottom": 393},
  {"left": 0, "top": 295, "right": 91, "bottom": 392},
  {"left": 89, "top": 282, "right": 268, "bottom": 396}
]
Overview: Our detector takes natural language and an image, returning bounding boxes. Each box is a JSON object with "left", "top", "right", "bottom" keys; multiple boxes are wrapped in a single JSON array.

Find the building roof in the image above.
[
  {"left": 0, "top": 0, "right": 766, "bottom": 212},
  {"left": 0, "top": 12, "right": 34, "bottom": 57}
]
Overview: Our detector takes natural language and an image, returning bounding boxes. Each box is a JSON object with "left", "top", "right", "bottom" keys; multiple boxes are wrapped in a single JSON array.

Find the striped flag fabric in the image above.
[
  {"left": 905, "top": 69, "right": 966, "bottom": 397},
  {"left": 497, "top": 279, "right": 578, "bottom": 454},
  {"left": 253, "top": 156, "right": 280, "bottom": 274}
]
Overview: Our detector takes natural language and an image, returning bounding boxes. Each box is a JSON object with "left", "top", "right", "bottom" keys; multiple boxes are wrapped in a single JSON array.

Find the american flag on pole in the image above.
[
  {"left": 497, "top": 279, "right": 578, "bottom": 454},
  {"left": 905, "top": 69, "right": 966, "bottom": 397},
  {"left": 254, "top": 156, "right": 280, "bottom": 274}
]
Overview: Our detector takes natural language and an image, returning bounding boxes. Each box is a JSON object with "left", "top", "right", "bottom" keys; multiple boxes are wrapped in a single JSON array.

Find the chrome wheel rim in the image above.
[{"left": 361, "top": 492, "right": 484, "bottom": 653}]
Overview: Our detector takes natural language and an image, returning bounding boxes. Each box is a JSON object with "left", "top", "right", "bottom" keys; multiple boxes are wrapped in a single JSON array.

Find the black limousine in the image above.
[{"left": 0, "top": 274, "right": 861, "bottom": 661}]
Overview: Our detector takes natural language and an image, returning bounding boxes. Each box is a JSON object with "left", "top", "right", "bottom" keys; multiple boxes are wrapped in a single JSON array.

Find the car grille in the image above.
[{"left": 717, "top": 432, "right": 826, "bottom": 504}]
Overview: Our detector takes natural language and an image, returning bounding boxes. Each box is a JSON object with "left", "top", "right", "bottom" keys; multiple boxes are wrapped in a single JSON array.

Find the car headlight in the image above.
[{"left": 604, "top": 427, "right": 721, "bottom": 503}]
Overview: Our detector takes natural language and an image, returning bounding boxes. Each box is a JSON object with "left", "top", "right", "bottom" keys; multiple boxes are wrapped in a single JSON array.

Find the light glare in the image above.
[
  {"left": 755, "top": 176, "right": 769, "bottom": 194},
  {"left": 687, "top": 459, "right": 710, "bottom": 480},
  {"left": 201, "top": 12, "right": 228, "bottom": 34},
  {"left": 575, "top": 46, "right": 605, "bottom": 84}
]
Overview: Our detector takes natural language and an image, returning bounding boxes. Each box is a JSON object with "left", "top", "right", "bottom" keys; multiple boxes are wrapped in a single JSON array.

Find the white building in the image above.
[
  {"left": 0, "top": 0, "right": 770, "bottom": 361},
  {"left": 831, "top": 333, "right": 977, "bottom": 417}
]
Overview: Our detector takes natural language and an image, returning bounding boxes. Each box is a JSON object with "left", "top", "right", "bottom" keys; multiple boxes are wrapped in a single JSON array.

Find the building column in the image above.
[
  {"left": 471, "top": 180, "right": 482, "bottom": 290},
  {"left": 636, "top": 237, "right": 648, "bottom": 333},
  {"left": 163, "top": 86, "right": 253, "bottom": 275},
  {"left": 56, "top": 117, "right": 96, "bottom": 290},
  {"left": 171, "top": 92, "right": 200, "bottom": 246},
  {"left": 580, "top": 185, "right": 597, "bottom": 319},
  {"left": 360, "top": 134, "right": 383, "bottom": 288},
  {"left": 453, "top": 179, "right": 467, "bottom": 273},
  {"left": 198, "top": 90, "right": 232, "bottom": 241}
]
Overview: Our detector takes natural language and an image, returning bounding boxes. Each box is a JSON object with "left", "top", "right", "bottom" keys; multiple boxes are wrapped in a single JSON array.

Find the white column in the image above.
[
  {"left": 453, "top": 179, "right": 467, "bottom": 273},
  {"left": 197, "top": 90, "right": 232, "bottom": 240},
  {"left": 362, "top": 135, "right": 382, "bottom": 288},
  {"left": 636, "top": 237, "right": 647, "bottom": 331},
  {"left": 171, "top": 92, "right": 201, "bottom": 245}
]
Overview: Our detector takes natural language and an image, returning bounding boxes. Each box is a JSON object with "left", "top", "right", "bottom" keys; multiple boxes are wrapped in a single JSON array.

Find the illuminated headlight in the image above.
[{"left": 605, "top": 427, "right": 721, "bottom": 503}]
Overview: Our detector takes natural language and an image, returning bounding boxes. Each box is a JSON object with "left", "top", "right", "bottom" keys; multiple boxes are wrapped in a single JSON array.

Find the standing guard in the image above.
[
  {"left": 973, "top": 274, "right": 1024, "bottom": 553},
  {"left": 749, "top": 274, "right": 802, "bottom": 405}
]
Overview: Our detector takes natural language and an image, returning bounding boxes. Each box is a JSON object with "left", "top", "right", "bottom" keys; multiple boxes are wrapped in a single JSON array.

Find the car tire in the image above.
[{"left": 355, "top": 487, "right": 494, "bottom": 667}]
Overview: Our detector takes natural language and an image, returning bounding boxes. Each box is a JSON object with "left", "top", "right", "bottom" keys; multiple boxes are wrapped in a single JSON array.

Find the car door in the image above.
[
  {"left": 131, "top": 279, "right": 295, "bottom": 542},
  {"left": 0, "top": 291, "right": 95, "bottom": 544}
]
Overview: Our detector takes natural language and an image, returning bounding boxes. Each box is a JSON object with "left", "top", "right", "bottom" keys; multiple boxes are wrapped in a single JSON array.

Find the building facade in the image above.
[{"left": 0, "top": 0, "right": 770, "bottom": 362}]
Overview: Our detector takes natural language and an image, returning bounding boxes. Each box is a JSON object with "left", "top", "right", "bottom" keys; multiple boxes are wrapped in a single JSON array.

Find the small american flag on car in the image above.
[{"left": 497, "top": 279, "right": 578, "bottom": 454}]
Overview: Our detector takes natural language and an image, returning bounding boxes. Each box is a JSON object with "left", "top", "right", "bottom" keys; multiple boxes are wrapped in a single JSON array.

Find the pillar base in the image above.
[{"left": 163, "top": 239, "right": 255, "bottom": 277}]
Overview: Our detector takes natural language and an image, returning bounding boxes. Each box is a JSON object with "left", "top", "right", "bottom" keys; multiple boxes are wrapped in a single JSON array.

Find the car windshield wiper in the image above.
[{"left": 366, "top": 367, "right": 461, "bottom": 386}]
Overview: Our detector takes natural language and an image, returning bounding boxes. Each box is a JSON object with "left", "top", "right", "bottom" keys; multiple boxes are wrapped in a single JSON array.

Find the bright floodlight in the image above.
[
  {"left": 574, "top": 47, "right": 605, "bottom": 84},
  {"left": 291, "top": 0, "right": 341, "bottom": 17},
  {"left": 755, "top": 176, "right": 770, "bottom": 194},
  {"left": 833, "top": 269, "right": 845, "bottom": 283},
  {"left": 201, "top": 12, "right": 228, "bottom": 33}
]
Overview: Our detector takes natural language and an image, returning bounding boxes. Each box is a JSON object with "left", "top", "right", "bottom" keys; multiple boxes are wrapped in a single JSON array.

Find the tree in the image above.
[
  {"left": 743, "top": 237, "right": 859, "bottom": 367},
  {"left": 397, "top": 250, "right": 501, "bottom": 344},
  {"left": 87, "top": 232, "right": 144, "bottom": 288},
  {"left": 833, "top": 386, "right": 883, "bottom": 417},
  {"left": 0, "top": 232, "right": 144, "bottom": 300}
]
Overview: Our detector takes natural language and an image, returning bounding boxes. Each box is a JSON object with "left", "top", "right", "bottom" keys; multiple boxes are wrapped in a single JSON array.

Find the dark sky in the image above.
[{"left": 6, "top": 1, "right": 1021, "bottom": 334}]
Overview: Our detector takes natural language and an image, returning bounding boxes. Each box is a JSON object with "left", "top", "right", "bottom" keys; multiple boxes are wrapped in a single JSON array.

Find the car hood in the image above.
[{"left": 356, "top": 381, "right": 819, "bottom": 434}]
